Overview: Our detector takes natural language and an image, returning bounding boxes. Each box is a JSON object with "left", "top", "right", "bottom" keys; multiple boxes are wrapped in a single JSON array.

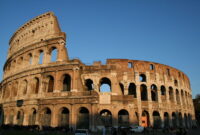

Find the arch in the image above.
[
  {"left": 164, "top": 112, "right": 169, "bottom": 128},
  {"left": 178, "top": 112, "right": 183, "bottom": 127},
  {"left": 119, "top": 83, "right": 124, "bottom": 95},
  {"left": 161, "top": 86, "right": 166, "bottom": 96},
  {"left": 128, "top": 83, "right": 136, "bottom": 98},
  {"left": 58, "top": 107, "right": 70, "bottom": 127},
  {"left": 176, "top": 89, "right": 180, "bottom": 104},
  {"left": 140, "top": 84, "right": 148, "bottom": 101},
  {"left": 139, "top": 74, "right": 146, "bottom": 82},
  {"left": 47, "top": 75, "right": 54, "bottom": 92},
  {"left": 169, "top": 87, "right": 174, "bottom": 102},
  {"left": 99, "top": 109, "right": 112, "bottom": 127},
  {"left": 184, "top": 113, "right": 188, "bottom": 128},
  {"left": 118, "top": 109, "right": 129, "bottom": 126},
  {"left": 142, "top": 110, "right": 150, "bottom": 127},
  {"left": 29, "top": 108, "right": 36, "bottom": 125},
  {"left": 150, "top": 64, "right": 154, "bottom": 70},
  {"left": 77, "top": 107, "right": 89, "bottom": 129},
  {"left": 153, "top": 111, "right": 161, "bottom": 128},
  {"left": 172, "top": 112, "right": 177, "bottom": 128},
  {"left": 41, "top": 107, "right": 51, "bottom": 126},
  {"left": 99, "top": 77, "right": 111, "bottom": 92},
  {"left": 151, "top": 84, "right": 158, "bottom": 101},
  {"left": 62, "top": 74, "right": 71, "bottom": 91},
  {"left": 174, "top": 79, "right": 178, "bottom": 87},
  {"left": 33, "top": 77, "right": 39, "bottom": 94},
  {"left": 17, "top": 110, "right": 24, "bottom": 125},
  {"left": 9, "top": 110, "right": 14, "bottom": 125},
  {"left": 50, "top": 47, "right": 58, "bottom": 62},
  {"left": 85, "top": 79, "right": 94, "bottom": 91},
  {"left": 28, "top": 53, "right": 33, "bottom": 64},
  {"left": 22, "top": 80, "right": 28, "bottom": 95},
  {"left": 12, "top": 81, "right": 18, "bottom": 97},
  {"left": 38, "top": 50, "right": 44, "bottom": 64}
]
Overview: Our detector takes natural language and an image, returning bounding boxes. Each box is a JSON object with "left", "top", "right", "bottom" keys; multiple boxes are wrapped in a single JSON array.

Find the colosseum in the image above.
[{"left": 0, "top": 12, "right": 196, "bottom": 131}]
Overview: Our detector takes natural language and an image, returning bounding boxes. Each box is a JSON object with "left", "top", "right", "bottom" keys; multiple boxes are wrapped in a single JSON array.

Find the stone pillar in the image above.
[
  {"left": 147, "top": 85, "right": 151, "bottom": 101},
  {"left": 157, "top": 85, "right": 162, "bottom": 104},
  {"left": 57, "top": 41, "right": 68, "bottom": 61},
  {"left": 72, "top": 67, "right": 79, "bottom": 92},
  {"left": 136, "top": 84, "right": 142, "bottom": 126},
  {"left": 51, "top": 107, "right": 58, "bottom": 127},
  {"left": 23, "top": 113, "right": 29, "bottom": 126},
  {"left": 112, "top": 107, "right": 118, "bottom": 128}
]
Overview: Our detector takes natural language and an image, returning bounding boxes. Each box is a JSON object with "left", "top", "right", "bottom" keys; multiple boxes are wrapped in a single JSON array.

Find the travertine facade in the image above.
[{"left": 0, "top": 12, "right": 196, "bottom": 130}]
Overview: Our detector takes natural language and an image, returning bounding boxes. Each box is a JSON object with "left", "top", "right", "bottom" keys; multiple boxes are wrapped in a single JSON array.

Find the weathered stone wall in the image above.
[{"left": 0, "top": 12, "right": 195, "bottom": 130}]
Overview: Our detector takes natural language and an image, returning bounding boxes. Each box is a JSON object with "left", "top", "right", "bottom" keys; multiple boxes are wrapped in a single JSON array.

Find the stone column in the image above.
[
  {"left": 57, "top": 41, "right": 68, "bottom": 61},
  {"left": 157, "top": 85, "right": 162, "bottom": 104},
  {"left": 136, "top": 84, "right": 142, "bottom": 126}
]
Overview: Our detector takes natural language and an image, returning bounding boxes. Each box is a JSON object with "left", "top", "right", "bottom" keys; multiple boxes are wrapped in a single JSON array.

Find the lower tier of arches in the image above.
[{"left": 0, "top": 103, "right": 195, "bottom": 131}]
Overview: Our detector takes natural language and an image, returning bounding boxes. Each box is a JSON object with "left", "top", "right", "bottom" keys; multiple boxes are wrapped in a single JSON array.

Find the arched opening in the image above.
[
  {"left": 128, "top": 83, "right": 136, "bottom": 98},
  {"left": 141, "top": 84, "right": 148, "bottom": 101},
  {"left": 174, "top": 79, "right": 178, "bottom": 87},
  {"left": 176, "top": 89, "right": 180, "bottom": 104},
  {"left": 42, "top": 108, "right": 51, "bottom": 127},
  {"left": 172, "top": 112, "right": 177, "bottom": 128},
  {"left": 9, "top": 110, "right": 14, "bottom": 125},
  {"left": 47, "top": 75, "right": 54, "bottom": 92},
  {"left": 150, "top": 64, "right": 154, "bottom": 70},
  {"left": 119, "top": 83, "right": 124, "bottom": 95},
  {"left": 50, "top": 47, "right": 58, "bottom": 62},
  {"left": 142, "top": 111, "right": 150, "bottom": 127},
  {"left": 29, "top": 108, "right": 36, "bottom": 125},
  {"left": 178, "top": 112, "right": 183, "bottom": 127},
  {"left": 100, "top": 109, "right": 112, "bottom": 127},
  {"left": 63, "top": 74, "right": 71, "bottom": 91},
  {"left": 85, "top": 79, "right": 94, "bottom": 91},
  {"left": 164, "top": 112, "right": 169, "bottom": 128},
  {"left": 161, "top": 86, "right": 166, "bottom": 101},
  {"left": 17, "top": 110, "right": 24, "bottom": 125},
  {"left": 22, "top": 80, "right": 28, "bottom": 95},
  {"left": 151, "top": 84, "right": 158, "bottom": 101},
  {"left": 118, "top": 109, "right": 129, "bottom": 127},
  {"left": 139, "top": 74, "right": 146, "bottom": 82},
  {"left": 99, "top": 77, "right": 111, "bottom": 92},
  {"left": 13, "top": 81, "right": 18, "bottom": 97},
  {"left": 169, "top": 87, "right": 174, "bottom": 102},
  {"left": 153, "top": 111, "right": 161, "bottom": 128},
  {"left": 188, "top": 114, "right": 192, "bottom": 128},
  {"left": 34, "top": 77, "right": 39, "bottom": 94},
  {"left": 184, "top": 113, "right": 188, "bottom": 128},
  {"left": 77, "top": 107, "right": 89, "bottom": 129},
  {"left": 28, "top": 53, "right": 33, "bottom": 65},
  {"left": 38, "top": 50, "right": 44, "bottom": 64},
  {"left": 59, "top": 107, "right": 69, "bottom": 128}
]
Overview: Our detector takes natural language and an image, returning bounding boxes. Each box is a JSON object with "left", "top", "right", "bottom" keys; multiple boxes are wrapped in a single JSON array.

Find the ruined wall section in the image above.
[{"left": 3, "top": 12, "right": 68, "bottom": 79}]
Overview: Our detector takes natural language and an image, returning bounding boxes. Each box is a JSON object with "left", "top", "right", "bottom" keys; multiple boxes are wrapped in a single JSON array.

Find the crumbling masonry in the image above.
[{"left": 0, "top": 12, "right": 196, "bottom": 130}]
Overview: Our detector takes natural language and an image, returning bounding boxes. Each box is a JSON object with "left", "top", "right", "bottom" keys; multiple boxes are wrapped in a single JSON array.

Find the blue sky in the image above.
[{"left": 0, "top": 0, "right": 199, "bottom": 98}]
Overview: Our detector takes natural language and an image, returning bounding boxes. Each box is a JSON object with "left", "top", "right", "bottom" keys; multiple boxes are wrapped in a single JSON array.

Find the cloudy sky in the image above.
[{"left": 0, "top": 0, "right": 199, "bottom": 98}]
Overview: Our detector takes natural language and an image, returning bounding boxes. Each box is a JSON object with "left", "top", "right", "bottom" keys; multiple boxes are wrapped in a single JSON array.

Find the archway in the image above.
[
  {"left": 85, "top": 79, "right": 94, "bottom": 91},
  {"left": 153, "top": 111, "right": 161, "bottom": 128},
  {"left": 118, "top": 109, "right": 129, "bottom": 127},
  {"left": 17, "top": 110, "right": 24, "bottom": 125},
  {"left": 164, "top": 112, "right": 169, "bottom": 128},
  {"left": 141, "top": 84, "right": 148, "bottom": 101},
  {"left": 29, "top": 108, "right": 36, "bottom": 125},
  {"left": 128, "top": 83, "right": 136, "bottom": 98},
  {"left": 99, "top": 77, "right": 111, "bottom": 92},
  {"left": 172, "top": 112, "right": 177, "bottom": 128},
  {"left": 100, "top": 109, "right": 112, "bottom": 127},
  {"left": 77, "top": 107, "right": 89, "bottom": 129},
  {"left": 178, "top": 112, "right": 183, "bottom": 127},
  {"left": 59, "top": 107, "right": 69, "bottom": 127},
  {"left": 151, "top": 84, "right": 158, "bottom": 101},
  {"left": 41, "top": 108, "right": 51, "bottom": 127},
  {"left": 142, "top": 111, "right": 150, "bottom": 127}
]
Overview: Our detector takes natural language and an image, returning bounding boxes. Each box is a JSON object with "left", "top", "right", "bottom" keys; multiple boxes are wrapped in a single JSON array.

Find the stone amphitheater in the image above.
[{"left": 0, "top": 12, "right": 196, "bottom": 131}]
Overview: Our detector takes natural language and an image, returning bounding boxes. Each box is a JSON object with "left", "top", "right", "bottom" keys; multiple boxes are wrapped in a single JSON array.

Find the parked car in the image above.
[
  {"left": 75, "top": 129, "right": 89, "bottom": 135},
  {"left": 130, "top": 126, "right": 144, "bottom": 133}
]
